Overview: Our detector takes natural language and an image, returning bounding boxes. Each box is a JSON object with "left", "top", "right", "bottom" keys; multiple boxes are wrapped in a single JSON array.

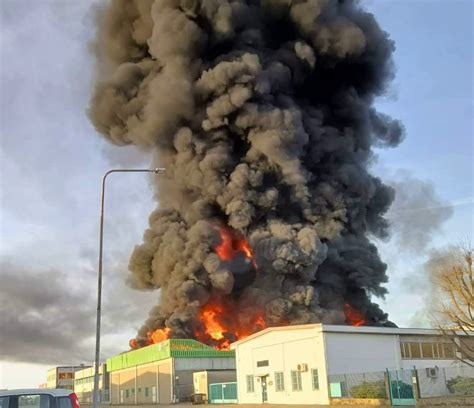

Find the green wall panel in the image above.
[{"left": 106, "top": 339, "right": 234, "bottom": 372}]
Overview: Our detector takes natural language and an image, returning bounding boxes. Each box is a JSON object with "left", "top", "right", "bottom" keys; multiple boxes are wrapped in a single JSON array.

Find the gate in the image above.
[
  {"left": 388, "top": 369, "right": 416, "bottom": 406},
  {"left": 208, "top": 382, "right": 238, "bottom": 404}
]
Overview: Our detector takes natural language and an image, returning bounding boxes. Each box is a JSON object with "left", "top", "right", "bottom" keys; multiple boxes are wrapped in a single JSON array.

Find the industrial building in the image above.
[
  {"left": 231, "top": 324, "right": 470, "bottom": 405},
  {"left": 106, "top": 339, "right": 235, "bottom": 404},
  {"left": 46, "top": 366, "right": 90, "bottom": 390},
  {"left": 73, "top": 364, "right": 109, "bottom": 403}
]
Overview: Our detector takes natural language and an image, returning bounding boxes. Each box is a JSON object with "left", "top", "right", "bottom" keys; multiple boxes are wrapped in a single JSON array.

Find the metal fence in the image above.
[
  {"left": 328, "top": 370, "right": 388, "bottom": 399},
  {"left": 417, "top": 365, "right": 474, "bottom": 398},
  {"left": 328, "top": 365, "right": 474, "bottom": 401}
]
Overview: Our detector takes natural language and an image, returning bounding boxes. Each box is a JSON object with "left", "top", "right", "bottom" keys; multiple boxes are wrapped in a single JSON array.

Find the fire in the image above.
[
  {"left": 149, "top": 327, "right": 171, "bottom": 343},
  {"left": 215, "top": 226, "right": 256, "bottom": 267},
  {"left": 195, "top": 300, "right": 266, "bottom": 350},
  {"left": 344, "top": 303, "right": 367, "bottom": 327},
  {"left": 129, "top": 338, "right": 138, "bottom": 349}
]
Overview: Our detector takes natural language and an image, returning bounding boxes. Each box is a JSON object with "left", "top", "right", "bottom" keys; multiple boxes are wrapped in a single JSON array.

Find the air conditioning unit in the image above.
[
  {"left": 297, "top": 363, "right": 308, "bottom": 372},
  {"left": 426, "top": 367, "right": 438, "bottom": 378}
]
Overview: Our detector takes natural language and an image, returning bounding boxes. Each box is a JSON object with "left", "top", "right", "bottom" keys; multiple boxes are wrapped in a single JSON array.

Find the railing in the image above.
[
  {"left": 328, "top": 365, "right": 474, "bottom": 401},
  {"left": 417, "top": 365, "right": 474, "bottom": 398}
]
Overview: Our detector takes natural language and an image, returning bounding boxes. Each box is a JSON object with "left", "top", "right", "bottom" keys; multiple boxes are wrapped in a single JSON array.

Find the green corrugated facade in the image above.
[{"left": 106, "top": 339, "right": 235, "bottom": 372}]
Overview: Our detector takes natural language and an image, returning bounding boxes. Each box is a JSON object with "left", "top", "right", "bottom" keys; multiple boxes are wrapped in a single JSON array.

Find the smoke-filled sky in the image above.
[{"left": 0, "top": 0, "right": 472, "bottom": 389}]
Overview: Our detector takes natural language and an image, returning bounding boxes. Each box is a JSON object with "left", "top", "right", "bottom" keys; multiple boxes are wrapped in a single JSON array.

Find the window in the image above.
[
  {"left": 257, "top": 360, "right": 269, "bottom": 367},
  {"left": 145, "top": 388, "right": 149, "bottom": 398},
  {"left": 0, "top": 397, "right": 10, "bottom": 408},
  {"left": 58, "top": 397, "right": 72, "bottom": 408},
  {"left": 400, "top": 343, "right": 407, "bottom": 358},
  {"left": 311, "top": 368, "right": 319, "bottom": 390},
  {"left": 275, "top": 372, "right": 284, "bottom": 392},
  {"left": 246, "top": 375, "right": 254, "bottom": 393},
  {"left": 125, "top": 390, "right": 129, "bottom": 399},
  {"left": 433, "top": 343, "right": 441, "bottom": 358},
  {"left": 18, "top": 395, "right": 50, "bottom": 408},
  {"left": 442, "top": 343, "right": 455, "bottom": 358},
  {"left": 151, "top": 386, "right": 157, "bottom": 403},
  {"left": 291, "top": 370, "right": 302, "bottom": 391},
  {"left": 120, "top": 390, "right": 124, "bottom": 404},
  {"left": 421, "top": 342, "right": 434, "bottom": 358},
  {"left": 409, "top": 342, "right": 421, "bottom": 358}
]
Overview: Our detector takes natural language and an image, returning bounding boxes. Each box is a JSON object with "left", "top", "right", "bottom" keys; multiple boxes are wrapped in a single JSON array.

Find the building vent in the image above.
[
  {"left": 297, "top": 364, "right": 308, "bottom": 372},
  {"left": 426, "top": 367, "right": 438, "bottom": 378}
]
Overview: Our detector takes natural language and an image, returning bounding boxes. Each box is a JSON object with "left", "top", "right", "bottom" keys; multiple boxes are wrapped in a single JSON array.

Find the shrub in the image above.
[
  {"left": 447, "top": 376, "right": 474, "bottom": 396},
  {"left": 350, "top": 380, "right": 386, "bottom": 398}
]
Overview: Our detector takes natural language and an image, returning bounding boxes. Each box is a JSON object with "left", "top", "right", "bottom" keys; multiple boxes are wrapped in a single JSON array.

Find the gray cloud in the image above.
[
  {"left": 0, "top": 261, "right": 95, "bottom": 364},
  {"left": 0, "top": 256, "right": 157, "bottom": 365}
]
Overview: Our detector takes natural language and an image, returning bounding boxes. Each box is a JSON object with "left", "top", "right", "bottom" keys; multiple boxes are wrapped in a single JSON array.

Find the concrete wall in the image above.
[
  {"left": 74, "top": 365, "right": 107, "bottom": 403},
  {"left": 324, "top": 332, "right": 401, "bottom": 375},
  {"left": 109, "top": 359, "right": 173, "bottom": 405},
  {"left": 235, "top": 326, "right": 329, "bottom": 405}
]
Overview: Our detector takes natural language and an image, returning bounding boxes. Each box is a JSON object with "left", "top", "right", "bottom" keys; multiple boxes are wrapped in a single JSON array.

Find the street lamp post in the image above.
[{"left": 92, "top": 168, "right": 165, "bottom": 408}]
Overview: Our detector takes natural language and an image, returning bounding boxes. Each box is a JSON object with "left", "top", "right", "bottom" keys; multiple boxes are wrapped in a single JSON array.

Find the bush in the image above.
[
  {"left": 447, "top": 376, "right": 474, "bottom": 396},
  {"left": 350, "top": 380, "right": 386, "bottom": 398}
]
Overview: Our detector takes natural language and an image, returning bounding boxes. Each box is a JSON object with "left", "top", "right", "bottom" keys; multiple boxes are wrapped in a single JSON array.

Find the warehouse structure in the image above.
[
  {"left": 74, "top": 364, "right": 109, "bottom": 403},
  {"left": 46, "top": 366, "right": 89, "bottom": 390},
  {"left": 106, "top": 339, "right": 235, "bottom": 404},
  {"left": 232, "top": 324, "right": 471, "bottom": 405}
]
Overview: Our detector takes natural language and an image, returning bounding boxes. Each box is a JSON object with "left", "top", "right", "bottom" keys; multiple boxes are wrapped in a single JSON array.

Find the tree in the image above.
[{"left": 431, "top": 245, "right": 474, "bottom": 366}]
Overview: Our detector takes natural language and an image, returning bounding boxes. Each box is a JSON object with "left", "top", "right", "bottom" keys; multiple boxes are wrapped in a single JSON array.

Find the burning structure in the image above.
[{"left": 90, "top": 0, "right": 403, "bottom": 350}]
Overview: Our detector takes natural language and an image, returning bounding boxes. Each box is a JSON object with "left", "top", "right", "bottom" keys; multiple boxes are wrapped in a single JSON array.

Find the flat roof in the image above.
[
  {"left": 230, "top": 324, "right": 467, "bottom": 348},
  {"left": 107, "top": 339, "right": 235, "bottom": 372}
]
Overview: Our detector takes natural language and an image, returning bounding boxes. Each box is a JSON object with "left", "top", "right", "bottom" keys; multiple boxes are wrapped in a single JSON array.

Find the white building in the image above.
[
  {"left": 231, "top": 324, "right": 470, "bottom": 405},
  {"left": 46, "top": 366, "right": 90, "bottom": 390}
]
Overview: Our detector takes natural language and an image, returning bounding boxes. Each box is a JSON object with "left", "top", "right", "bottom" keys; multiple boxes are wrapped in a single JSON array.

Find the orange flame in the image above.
[
  {"left": 215, "top": 226, "right": 256, "bottom": 268},
  {"left": 149, "top": 327, "right": 171, "bottom": 343},
  {"left": 344, "top": 303, "right": 367, "bottom": 327},
  {"left": 195, "top": 300, "right": 266, "bottom": 350}
]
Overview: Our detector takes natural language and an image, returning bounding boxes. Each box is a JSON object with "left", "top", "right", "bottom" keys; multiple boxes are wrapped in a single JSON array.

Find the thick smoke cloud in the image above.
[
  {"left": 90, "top": 0, "right": 403, "bottom": 346},
  {"left": 387, "top": 175, "right": 453, "bottom": 252}
]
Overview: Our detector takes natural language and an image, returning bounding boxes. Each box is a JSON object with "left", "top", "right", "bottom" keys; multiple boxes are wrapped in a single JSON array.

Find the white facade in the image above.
[
  {"left": 231, "top": 324, "right": 470, "bottom": 405},
  {"left": 47, "top": 366, "right": 89, "bottom": 390}
]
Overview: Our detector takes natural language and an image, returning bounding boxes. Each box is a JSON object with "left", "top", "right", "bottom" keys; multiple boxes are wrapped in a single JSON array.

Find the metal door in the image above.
[
  {"left": 388, "top": 369, "right": 416, "bottom": 406},
  {"left": 208, "top": 382, "right": 238, "bottom": 404},
  {"left": 261, "top": 376, "right": 268, "bottom": 403}
]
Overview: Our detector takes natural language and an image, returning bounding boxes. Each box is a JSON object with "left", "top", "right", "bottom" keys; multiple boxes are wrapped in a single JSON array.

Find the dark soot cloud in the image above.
[{"left": 90, "top": 0, "right": 403, "bottom": 346}]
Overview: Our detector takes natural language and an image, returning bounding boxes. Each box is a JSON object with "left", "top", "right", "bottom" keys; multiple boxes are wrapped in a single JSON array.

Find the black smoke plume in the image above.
[{"left": 90, "top": 0, "right": 403, "bottom": 347}]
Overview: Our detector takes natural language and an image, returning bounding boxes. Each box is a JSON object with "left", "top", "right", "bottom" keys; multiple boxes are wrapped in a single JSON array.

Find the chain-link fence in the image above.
[
  {"left": 328, "top": 370, "right": 388, "bottom": 399},
  {"left": 417, "top": 365, "right": 474, "bottom": 398}
]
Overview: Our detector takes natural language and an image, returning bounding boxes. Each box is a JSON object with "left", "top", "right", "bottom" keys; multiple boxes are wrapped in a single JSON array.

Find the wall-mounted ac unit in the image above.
[
  {"left": 297, "top": 363, "right": 308, "bottom": 372},
  {"left": 426, "top": 367, "right": 438, "bottom": 378}
]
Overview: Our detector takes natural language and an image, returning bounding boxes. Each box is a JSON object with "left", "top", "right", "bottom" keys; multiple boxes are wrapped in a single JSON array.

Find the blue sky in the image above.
[{"left": 0, "top": 0, "right": 472, "bottom": 388}]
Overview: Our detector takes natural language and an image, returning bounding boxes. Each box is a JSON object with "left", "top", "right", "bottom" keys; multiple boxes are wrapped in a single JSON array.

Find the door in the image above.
[
  {"left": 388, "top": 369, "right": 416, "bottom": 406},
  {"left": 261, "top": 376, "right": 268, "bottom": 403}
]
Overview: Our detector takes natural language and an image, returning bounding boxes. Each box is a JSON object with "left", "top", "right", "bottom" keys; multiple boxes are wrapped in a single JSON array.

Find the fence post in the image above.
[
  {"left": 443, "top": 366, "right": 448, "bottom": 396},
  {"left": 412, "top": 365, "right": 421, "bottom": 400},
  {"left": 385, "top": 369, "right": 392, "bottom": 405}
]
